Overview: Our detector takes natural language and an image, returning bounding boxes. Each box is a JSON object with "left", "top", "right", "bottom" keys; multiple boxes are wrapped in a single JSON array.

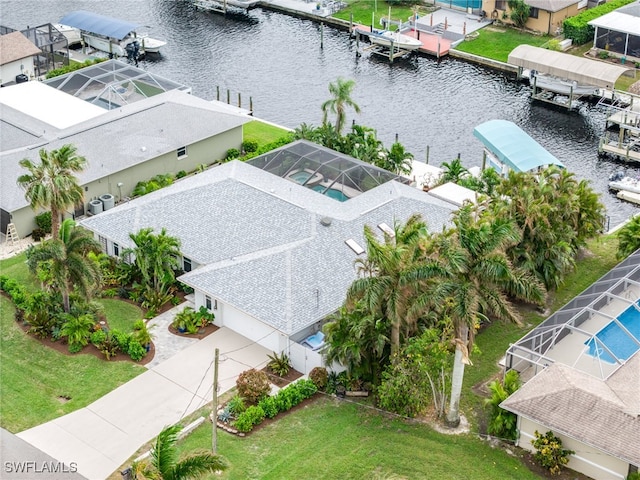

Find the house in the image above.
[
  {"left": 501, "top": 248, "right": 640, "bottom": 480},
  {"left": 0, "top": 60, "right": 250, "bottom": 238},
  {"left": 589, "top": 1, "right": 640, "bottom": 61},
  {"left": 0, "top": 31, "right": 41, "bottom": 86},
  {"left": 80, "top": 142, "right": 458, "bottom": 374},
  {"left": 486, "top": 0, "right": 587, "bottom": 35}
]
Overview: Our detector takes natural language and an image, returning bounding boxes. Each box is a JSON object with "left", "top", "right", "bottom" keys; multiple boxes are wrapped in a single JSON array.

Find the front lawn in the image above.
[
  {"left": 454, "top": 27, "right": 550, "bottom": 63},
  {"left": 333, "top": 0, "right": 425, "bottom": 30},
  {"left": 242, "top": 120, "right": 290, "bottom": 146},
  {"left": 0, "top": 296, "right": 144, "bottom": 432},
  {"left": 99, "top": 298, "right": 144, "bottom": 332},
  {"left": 0, "top": 253, "right": 40, "bottom": 292},
  {"left": 174, "top": 396, "right": 541, "bottom": 480}
]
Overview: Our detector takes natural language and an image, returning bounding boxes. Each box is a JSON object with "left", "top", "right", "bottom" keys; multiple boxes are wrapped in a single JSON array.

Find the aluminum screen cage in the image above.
[{"left": 505, "top": 248, "right": 640, "bottom": 381}]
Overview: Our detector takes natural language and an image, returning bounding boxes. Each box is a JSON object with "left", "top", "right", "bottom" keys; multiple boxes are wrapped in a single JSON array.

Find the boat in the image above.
[
  {"left": 609, "top": 174, "right": 640, "bottom": 195},
  {"left": 58, "top": 11, "right": 166, "bottom": 58},
  {"left": 529, "top": 71, "right": 599, "bottom": 97},
  {"left": 53, "top": 23, "right": 82, "bottom": 46},
  {"left": 369, "top": 30, "right": 423, "bottom": 51}
]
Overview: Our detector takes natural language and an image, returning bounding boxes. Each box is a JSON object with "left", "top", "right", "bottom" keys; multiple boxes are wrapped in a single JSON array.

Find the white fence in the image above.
[{"left": 289, "top": 341, "right": 324, "bottom": 375}]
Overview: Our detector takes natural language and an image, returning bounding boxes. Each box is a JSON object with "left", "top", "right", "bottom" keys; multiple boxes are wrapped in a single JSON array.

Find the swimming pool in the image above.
[
  {"left": 586, "top": 300, "right": 640, "bottom": 363},
  {"left": 289, "top": 171, "right": 313, "bottom": 184},
  {"left": 312, "top": 185, "right": 349, "bottom": 202}
]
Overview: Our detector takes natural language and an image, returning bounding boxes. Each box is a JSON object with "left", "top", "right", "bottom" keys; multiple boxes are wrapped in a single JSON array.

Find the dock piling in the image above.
[{"left": 321, "top": 23, "right": 324, "bottom": 49}]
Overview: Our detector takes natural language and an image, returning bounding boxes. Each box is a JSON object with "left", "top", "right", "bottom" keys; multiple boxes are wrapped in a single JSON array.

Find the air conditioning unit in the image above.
[
  {"left": 100, "top": 193, "right": 115, "bottom": 210},
  {"left": 89, "top": 199, "right": 103, "bottom": 215}
]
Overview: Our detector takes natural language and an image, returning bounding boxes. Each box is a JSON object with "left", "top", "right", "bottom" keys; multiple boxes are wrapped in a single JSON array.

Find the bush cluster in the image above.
[
  {"left": 45, "top": 58, "right": 107, "bottom": 79},
  {"left": 236, "top": 369, "right": 271, "bottom": 404},
  {"left": 309, "top": 366, "right": 328, "bottom": 390},
  {"left": 232, "top": 378, "right": 317, "bottom": 433},
  {"left": 0, "top": 276, "right": 29, "bottom": 310},
  {"left": 532, "top": 430, "right": 575, "bottom": 475}
]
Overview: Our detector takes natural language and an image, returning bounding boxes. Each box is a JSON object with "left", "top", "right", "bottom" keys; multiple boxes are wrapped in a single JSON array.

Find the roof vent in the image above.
[{"left": 320, "top": 217, "right": 332, "bottom": 227}]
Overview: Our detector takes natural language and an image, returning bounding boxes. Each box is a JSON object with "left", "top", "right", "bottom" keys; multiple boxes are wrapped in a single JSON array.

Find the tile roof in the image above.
[
  {"left": 81, "top": 160, "right": 456, "bottom": 334},
  {"left": 501, "top": 356, "right": 640, "bottom": 465},
  {"left": 0, "top": 31, "right": 41, "bottom": 66}
]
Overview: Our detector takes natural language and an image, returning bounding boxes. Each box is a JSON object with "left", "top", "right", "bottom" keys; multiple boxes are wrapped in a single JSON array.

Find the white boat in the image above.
[
  {"left": 609, "top": 176, "right": 640, "bottom": 195},
  {"left": 53, "top": 23, "right": 82, "bottom": 46},
  {"left": 369, "top": 30, "right": 423, "bottom": 51},
  {"left": 530, "top": 71, "right": 599, "bottom": 96},
  {"left": 59, "top": 11, "right": 166, "bottom": 57}
]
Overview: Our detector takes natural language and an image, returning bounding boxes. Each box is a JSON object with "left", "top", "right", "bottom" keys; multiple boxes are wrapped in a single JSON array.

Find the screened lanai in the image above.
[
  {"left": 247, "top": 140, "right": 411, "bottom": 201},
  {"left": 505, "top": 249, "right": 640, "bottom": 381},
  {"left": 589, "top": 2, "right": 640, "bottom": 61},
  {"left": 43, "top": 59, "right": 190, "bottom": 110}
]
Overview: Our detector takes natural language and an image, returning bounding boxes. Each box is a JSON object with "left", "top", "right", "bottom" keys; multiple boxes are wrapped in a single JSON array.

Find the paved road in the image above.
[{"left": 17, "top": 328, "right": 270, "bottom": 480}]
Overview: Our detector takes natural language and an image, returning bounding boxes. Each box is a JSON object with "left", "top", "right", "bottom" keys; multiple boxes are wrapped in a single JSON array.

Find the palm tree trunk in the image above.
[
  {"left": 446, "top": 324, "right": 469, "bottom": 427},
  {"left": 51, "top": 205, "right": 61, "bottom": 238},
  {"left": 390, "top": 320, "right": 400, "bottom": 358}
]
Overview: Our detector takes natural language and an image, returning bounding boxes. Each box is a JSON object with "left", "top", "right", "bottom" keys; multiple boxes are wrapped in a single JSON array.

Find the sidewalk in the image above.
[{"left": 17, "top": 327, "right": 270, "bottom": 480}]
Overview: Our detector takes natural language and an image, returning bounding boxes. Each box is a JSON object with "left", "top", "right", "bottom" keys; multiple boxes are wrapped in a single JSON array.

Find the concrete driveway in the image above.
[{"left": 17, "top": 327, "right": 270, "bottom": 480}]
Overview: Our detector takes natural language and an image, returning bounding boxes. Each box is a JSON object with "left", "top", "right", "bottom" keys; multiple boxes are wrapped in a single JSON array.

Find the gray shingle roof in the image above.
[
  {"left": 0, "top": 31, "right": 41, "bottom": 66},
  {"left": 1, "top": 89, "right": 249, "bottom": 212},
  {"left": 81, "top": 160, "right": 456, "bottom": 334},
  {"left": 501, "top": 357, "right": 640, "bottom": 465},
  {"left": 526, "top": 0, "right": 578, "bottom": 12}
]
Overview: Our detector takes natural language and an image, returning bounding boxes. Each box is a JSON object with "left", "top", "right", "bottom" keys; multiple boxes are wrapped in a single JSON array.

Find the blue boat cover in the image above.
[
  {"left": 473, "top": 119, "right": 564, "bottom": 173},
  {"left": 59, "top": 11, "right": 139, "bottom": 40}
]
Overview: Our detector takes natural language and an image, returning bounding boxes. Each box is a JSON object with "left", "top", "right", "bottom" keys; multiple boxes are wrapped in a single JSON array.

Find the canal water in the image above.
[{"left": 2, "top": 0, "right": 639, "bottom": 226}]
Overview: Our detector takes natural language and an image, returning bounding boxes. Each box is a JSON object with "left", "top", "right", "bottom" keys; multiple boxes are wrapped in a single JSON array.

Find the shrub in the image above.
[
  {"left": 267, "top": 351, "right": 291, "bottom": 377},
  {"left": 31, "top": 228, "right": 47, "bottom": 242},
  {"left": 35, "top": 212, "right": 52, "bottom": 233},
  {"left": 60, "top": 313, "right": 95, "bottom": 350},
  {"left": 0, "top": 276, "right": 30, "bottom": 309},
  {"left": 309, "top": 367, "right": 328, "bottom": 390},
  {"left": 111, "top": 329, "right": 131, "bottom": 352},
  {"left": 627, "top": 473, "right": 640, "bottom": 480},
  {"left": 236, "top": 369, "right": 271, "bottom": 404},
  {"left": 598, "top": 50, "right": 609, "bottom": 59},
  {"left": 485, "top": 370, "right": 521, "bottom": 440},
  {"left": 68, "top": 343, "right": 84, "bottom": 354},
  {"left": 225, "top": 148, "right": 240, "bottom": 160},
  {"left": 46, "top": 58, "right": 106, "bottom": 79},
  {"left": 175, "top": 170, "right": 187, "bottom": 179},
  {"left": 257, "top": 396, "right": 279, "bottom": 418},
  {"left": 226, "top": 395, "right": 246, "bottom": 416},
  {"left": 98, "top": 332, "right": 120, "bottom": 360},
  {"left": 233, "top": 405, "right": 265, "bottom": 433},
  {"left": 90, "top": 329, "right": 107, "bottom": 345},
  {"left": 127, "top": 339, "right": 147, "bottom": 361},
  {"left": 532, "top": 430, "right": 575, "bottom": 475},
  {"left": 241, "top": 140, "right": 258, "bottom": 153}
]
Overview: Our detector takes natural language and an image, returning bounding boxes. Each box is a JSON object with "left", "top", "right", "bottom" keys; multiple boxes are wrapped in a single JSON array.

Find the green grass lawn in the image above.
[
  {"left": 175, "top": 396, "right": 541, "bottom": 480},
  {"left": 99, "top": 298, "right": 144, "bottom": 332},
  {"left": 243, "top": 120, "right": 290, "bottom": 146},
  {"left": 0, "top": 296, "right": 144, "bottom": 433},
  {"left": 333, "top": 0, "right": 426, "bottom": 30},
  {"left": 0, "top": 253, "right": 39, "bottom": 292},
  {"left": 454, "top": 27, "right": 551, "bottom": 63}
]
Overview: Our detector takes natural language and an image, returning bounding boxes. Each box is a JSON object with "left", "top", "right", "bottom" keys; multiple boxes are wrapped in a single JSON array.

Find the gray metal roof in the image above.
[
  {"left": 526, "top": 0, "right": 579, "bottom": 12},
  {"left": 508, "top": 45, "right": 636, "bottom": 89},
  {"left": 1, "top": 89, "right": 249, "bottom": 212},
  {"left": 59, "top": 11, "right": 140, "bottom": 40},
  {"left": 81, "top": 160, "right": 456, "bottom": 335},
  {"left": 589, "top": 9, "right": 640, "bottom": 36}
]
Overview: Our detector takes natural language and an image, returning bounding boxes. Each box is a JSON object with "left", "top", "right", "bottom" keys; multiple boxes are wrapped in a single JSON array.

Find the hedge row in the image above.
[
  {"left": 0, "top": 275, "right": 29, "bottom": 309},
  {"left": 233, "top": 379, "right": 318, "bottom": 433},
  {"left": 563, "top": 0, "right": 637, "bottom": 45}
]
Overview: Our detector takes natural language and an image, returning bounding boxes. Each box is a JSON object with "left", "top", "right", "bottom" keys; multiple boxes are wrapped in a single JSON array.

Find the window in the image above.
[
  {"left": 529, "top": 7, "right": 539, "bottom": 18},
  {"left": 495, "top": 0, "right": 507, "bottom": 10},
  {"left": 98, "top": 235, "right": 107, "bottom": 253},
  {"left": 183, "top": 257, "right": 192, "bottom": 272},
  {"left": 177, "top": 146, "right": 187, "bottom": 159},
  {"left": 205, "top": 295, "right": 212, "bottom": 310},
  {"left": 113, "top": 242, "right": 120, "bottom": 257}
]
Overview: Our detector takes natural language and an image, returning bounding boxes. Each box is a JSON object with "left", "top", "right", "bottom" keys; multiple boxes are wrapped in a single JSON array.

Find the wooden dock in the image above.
[
  {"left": 598, "top": 90, "right": 640, "bottom": 163},
  {"left": 353, "top": 26, "right": 450, "bottom": 59}
]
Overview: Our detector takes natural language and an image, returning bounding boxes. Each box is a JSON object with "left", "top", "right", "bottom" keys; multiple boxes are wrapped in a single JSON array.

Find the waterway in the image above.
[{"left": 1, "top": 0, "right": 639, "bottom": 226}]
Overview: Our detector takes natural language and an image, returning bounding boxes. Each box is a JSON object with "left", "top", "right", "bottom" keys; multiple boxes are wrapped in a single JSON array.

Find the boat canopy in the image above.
[
  {"left": 508, "top": 45, "right": 635, "bottom": 89},
  {"left": 473, "top": 119, "right": 564, "bottom": 173},
  {"left": 59, "top": 11, "right": 139, "bottom": 40}
]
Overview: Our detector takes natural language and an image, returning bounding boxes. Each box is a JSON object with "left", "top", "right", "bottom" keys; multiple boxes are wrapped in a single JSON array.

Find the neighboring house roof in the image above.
[
  {"left": 526, "top": 0, "right": 579, "bottom": 12},
  {"left": 0, "top": 87, "right": 249, "bottom": 213},
  {"left": 508, "top": 45, "right": 636, "bottom": 89},
  {"left": 589, "top": 9, "right": 640, "bottom": 37},
  {"left": 59, "top": 11, "right": 140, "bottom": 40},
  {"left": 0, "top": 31, "right": 41, "bottom": 66},
  {"left": 0, "top": 428, "right": 88, "bottom": 479},
  {"left": 80, "top": 160, "right": 456, "bottom": 335},
  {"left": 501, "top": 356, "right": 640, "bottom": 466},
  {"left": 473, "top": 119, "right": 564, "bottom": 172}
]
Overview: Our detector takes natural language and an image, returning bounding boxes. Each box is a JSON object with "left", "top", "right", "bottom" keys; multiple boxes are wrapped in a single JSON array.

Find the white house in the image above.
[{"left": 0, "top": 31, "right": 40, "bottom": 86}]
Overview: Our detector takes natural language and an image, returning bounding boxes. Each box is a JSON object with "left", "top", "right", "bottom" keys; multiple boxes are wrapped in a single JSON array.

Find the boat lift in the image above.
[
  {"left": 353, "top": 28, "right": 415, "bottom": 63},
  {"left": 597, "top": 90, "right": 640, "bottom": 163},
  {"left": 193, "top": 0, "right": 260, "bottom": 14}
]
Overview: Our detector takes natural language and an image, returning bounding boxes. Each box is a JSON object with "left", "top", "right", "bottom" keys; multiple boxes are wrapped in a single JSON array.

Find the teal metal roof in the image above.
[
  {"left": 59, "top": 11, "right": 139, "bottom": 40},
  {"left": 473, "top": 119, "right": 564, "bottom": 173}
]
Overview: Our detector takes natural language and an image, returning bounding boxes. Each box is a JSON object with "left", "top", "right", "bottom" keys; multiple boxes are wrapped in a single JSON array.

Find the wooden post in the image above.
[
  {"left": 250, "top": 96, "right": 253, "bottom": 112},
  {"left": 320, "top": 23, "right": 324, "bottom": 49},
  {"left": 212, "top": 348, "right": 219, "bottom": 454},
  {"left": 426, "top": 146, "right": 430, "bottom": 164},
  {"left": 389, "top": 38, "right": 394, "bottom": 62},
  {"left": 227, "top": 89, "right": 230, "bottom": 104},
  {"left": 350, "top": 12, "right": 353, "bottom": 34},
  {"left": 217, "top": 85, "right": 220, "bottom": 101},
  {"left": 356, "top": 31, "right": 360, "bottom": 57}
]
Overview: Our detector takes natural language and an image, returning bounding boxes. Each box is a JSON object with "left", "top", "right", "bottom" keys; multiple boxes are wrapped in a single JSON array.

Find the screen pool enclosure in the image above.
[
  {"left": 247, "top": 140, "right": 411, "bottom": 201},
  {"left": 505, "top": 248, "right": 640, "bottom": 381}
]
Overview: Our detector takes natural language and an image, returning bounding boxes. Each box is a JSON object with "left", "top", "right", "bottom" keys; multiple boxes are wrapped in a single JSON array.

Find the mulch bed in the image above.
[
  {"left": 260, "top": 366, "right": 303, "bottom": 387},
  {"left": 167, "top": 323, "right": 219, "bottom": 340}
]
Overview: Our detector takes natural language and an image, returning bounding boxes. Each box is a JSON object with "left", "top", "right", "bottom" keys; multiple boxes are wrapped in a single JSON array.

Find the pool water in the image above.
[
  {"left": 586, "top": 301, "right": 640, "bottom": 363},
  {"left": 312, "top": 185, "right": 349, "bottom": 202},
  {"left": 289, "top": 171, "right": 313, "bottom": 184}
]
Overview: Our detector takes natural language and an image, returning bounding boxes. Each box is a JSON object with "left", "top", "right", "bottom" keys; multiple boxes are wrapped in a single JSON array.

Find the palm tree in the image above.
[
  {"left": 321, "top": 78, "right": 361, "bottom": 135},
  {"left": 26, "top": 219, "right": 102, "bottom": 313},
  {"left": 440, "top": 158, "right": 468, "bottom": 184},
  {"left": 134, "top": 424, "right": 227, "bottom": 480},
  {"left": 17, "top": 144, "right": 87, "bottom": 236},
  {"left": 428, "top": 203, "right": 545, "bottom": 427},
  {"left": 616, "top": 215, "right": 640, "bottom": 259},
  {"left": 347, "top": 214, "right": 432, "bottom": 357}
]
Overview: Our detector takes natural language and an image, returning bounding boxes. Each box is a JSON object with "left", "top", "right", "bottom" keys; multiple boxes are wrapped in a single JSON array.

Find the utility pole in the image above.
[{"left": 212, "top": 347, "right": 219, "bottom": 454}]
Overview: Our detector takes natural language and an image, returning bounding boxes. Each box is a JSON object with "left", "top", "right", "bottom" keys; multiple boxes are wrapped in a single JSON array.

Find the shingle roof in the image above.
[
  {"left": 526, "top": 0, "right": 579, "bottom": 12},
  {"left": 0, "top": 89, "right": 249, "bottom": 212},
  {"left": 501, "top": 357, "right": 640, "bottom": 465},
  {"left": 0, "top": 31, "right": 41, "bottom": 66},
  {"left": 81, "top": 160, "right": 456, "bottom": 334}
]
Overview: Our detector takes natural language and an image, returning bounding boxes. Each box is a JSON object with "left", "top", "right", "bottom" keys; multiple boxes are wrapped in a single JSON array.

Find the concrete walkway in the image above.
[
  {"left": 17, "top": 328, "right": 270, "bottom": 480},
  {"left": 145, "top": 301, "right": 198, "bottom": 369}
]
